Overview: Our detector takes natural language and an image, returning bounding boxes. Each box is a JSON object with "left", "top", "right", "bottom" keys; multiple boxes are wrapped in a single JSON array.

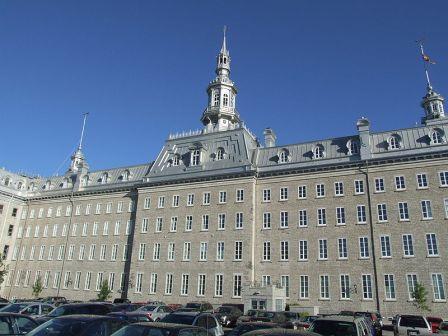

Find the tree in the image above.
[
  {"left": 0, "top": 253, "right": 8, "bottom": 287},
  {"left": 32, "top": 276, "right": 43, "bottom": 299},
  {"left": 97, "top": 280, "right": 112, "bottom": 301},
  {"left": 411, "top": 282, "right": 431, "bottom": 312}
]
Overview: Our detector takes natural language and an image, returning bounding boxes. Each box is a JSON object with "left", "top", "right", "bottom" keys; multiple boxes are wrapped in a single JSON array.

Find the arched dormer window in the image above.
[
  {"left": 172, "top": 154, "right": 180, "bottom": 166},
  {"left": 28, "top": 182, "right": 35, "bottom": 191},
  {"left": 216, "top": 148, "right": 225, "bottom": 161},
  {"left": 61, "top": 178, "right": 69, "bottom": 188},
  {"left": 388, "top": 134, "right": 401, "bottom": 150},
  {"left": 100, "top": 172, "right": 109, "bottom": 184},
  {"left": 17, "top": 181, "right": 24, "bottom": 190},
  {"left": 119, "top": 170, "right": 130, "bottom": 182},
  {"left": 44, "top": 180, "right": 52, "bottom": 190},
  {"left": 81, "top": 175, "right": 89, "bottom": 187},
  {"left": 278, "top": 149, "right": 289, "bottom": 163},
  {"left": 191, "top": 149, "right": 201, "bottom": 166},
  {"left": 223, "top": 93, "right": 229, "bottom": 107},
  {"left": 213, "top": 90, "right": 220, "bottom": 107},
  {"left": 313, "top": 145, "right": 325, "bottom": 159},
  {"left": 3, "top": 177, "right": 11, "bottom": 187},
  {"left": 430, "top": 129, "right": 444, "bottom": 145},
  {"left": 347, "top": 139, "right": 360, "bottom": 155}
]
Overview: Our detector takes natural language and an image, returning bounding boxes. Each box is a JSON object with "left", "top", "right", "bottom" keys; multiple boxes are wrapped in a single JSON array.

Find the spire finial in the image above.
[
  {"left": 78, "top": 112, "right": 89, "bottom": 150},
  {"left": 221, "top": 25, "right": 228, "bottom": 54},
  {"left": 417, "top": 39, "right": 435, "bottom": 89}
]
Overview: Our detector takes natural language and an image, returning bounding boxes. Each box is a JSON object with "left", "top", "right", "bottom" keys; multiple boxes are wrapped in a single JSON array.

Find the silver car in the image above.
[
  {"left": 0, "top": 302, "right": 55, "bottom": 318},
  {"left": 394, "top": 315, "right": 432, "bottom": 336},
  {"left": 161, "top": 312, "right": 224, "bottom": 336},
  {"left": 136, "top": 305, "right": 173, "bottom": 321}
]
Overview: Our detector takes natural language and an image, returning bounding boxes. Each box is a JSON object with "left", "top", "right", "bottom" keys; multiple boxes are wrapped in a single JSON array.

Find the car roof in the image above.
[
  {"left": 58, "top": 303, "right": 109, "bottom": 307},
  {"left": 0, "top": 312, "right": 36, "bottom": 318},
  {"left": 237, "top": 322, "right": 278, "bottom": 327},
  {"left": 170, "top": 311, "right": 206, "bottom": 316},
  {"left": 315, "top": 315, "right": 361, "bottom": 322},
  {"left": 243, "top": 328, "right": 321, "bottom": 336},
  {"left": 54, "top": 314, "right": 117, "bottom": 321},
  {"left": 131, "top": 322, "right": 204, "bottom": 329}
]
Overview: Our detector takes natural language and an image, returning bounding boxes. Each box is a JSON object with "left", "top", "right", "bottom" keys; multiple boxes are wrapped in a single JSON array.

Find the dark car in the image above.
[
  {"left": 243, "top": 328, "right": 320, "bottom": 336},
  {"left": 0, "top": 312, "right": 39, "bottom": 335},
  {"left": 251, "top": 312, "right": 288, "bottom": 326},
  {"left": 111, "top": 303, "right": 143, "bottom": 313},
  {"left": 355, "top": 312, "right": 382, "bottom": 336},
  {"left": 161, "top": 312, "right": 223, "bottom": 336},
  {"left": 237, "top": 310, "right": 264, "bottom": 324},
  {"left": 296, "top": 316, "right": 319, "bottom": 330},
  {"left": 110, "top": 322, "right": 210, "bottom": 336},
  {"left": 108, "top": 312, "right": 152, "bottom": 323},
  {"left": 36, "top": 303, "right": 112, "bottom": 324},
  {"left": 427, "top": 316, "right": 443, "bottom": 333},
  {"left": 228, "top": 322, "right": 278, "bottom": 336},
  {"left": 113, "top": 298, "right": 130, "bottom": 304},
  {"left": 27, "top": 314, "right": 127, "bottom": 336},
  {"left": 184, "top": 302, "right": 214, "bottom": 312},
  {"left": 214, "top": 306, "right": 242, "bottom": 327},
  {"left": 41, "top": 296, "right": 67, "bottom": 306}
]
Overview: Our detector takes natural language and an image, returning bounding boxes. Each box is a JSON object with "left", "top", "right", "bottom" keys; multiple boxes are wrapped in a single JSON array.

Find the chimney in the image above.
[
  {"left": 356, "top": 117, "right": 371, "bottom": 160},
  {"left": 263, "top": 128, "right": 277, "bottom": 148}
]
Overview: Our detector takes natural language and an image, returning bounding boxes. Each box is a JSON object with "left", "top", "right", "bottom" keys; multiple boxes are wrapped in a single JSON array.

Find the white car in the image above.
[
  {"left": 394, "top": 315, "right": 432, "bottom": 336},
  {"left": 136, "top": 305, "right": 173, "bottom": 321}
]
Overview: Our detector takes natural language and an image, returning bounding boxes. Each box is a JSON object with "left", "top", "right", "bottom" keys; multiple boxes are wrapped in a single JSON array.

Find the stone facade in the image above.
[{"left": 0, "top": 33, "right": 447, "bottom": 318}]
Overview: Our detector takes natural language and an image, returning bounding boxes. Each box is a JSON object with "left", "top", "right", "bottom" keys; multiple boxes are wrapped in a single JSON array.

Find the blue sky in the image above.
[{"left": 1, "top": 1, "right": 447, "bottom": 177}]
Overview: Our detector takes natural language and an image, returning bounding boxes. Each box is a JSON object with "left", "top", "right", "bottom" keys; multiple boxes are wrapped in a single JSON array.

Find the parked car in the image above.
[
  {"left": 237, "top": 310, "right": 264, "bottom": 324},
  {"left": 227, "top": 322, "right": 278, "bottom": 336},
  {"left": 161, "top": 311, "right": 223, "bottom": 336},
  {"left": 28, "top": 314, "right": 127, "bottom": 336},
  {"left": 113, "top": 298, "right": 130, "bottom": 304},
  {"left": 0, "top": 312, "right": 39, "bottom": 335},
  {"left": 137, "top": 305, "right": 173, "bottom": 321},
  {"left": 250, "top": 311, "right": 288, "bottom": 326},
  {"left": 108, "top": 312, "right": 152, "bottom": 323},
  {"left": 427, "top": 316, "right": 443, "bottom": 333},
  {"left": 110, "top": 322, "right": 210, "bottom": 336},
  {"left": 438, "top": 321, "right": 448, "bottom": 334},
  {"left": 296, "top": 316, "right": 319, "bottom": 330},
  {"left": 220, "top": 303, "right": 244, "bottom": 313},
  {"left": 184, "top": 302, "right": 214, "bottom": 312},
  {"left": 0, "top": 302, "right": 55, "bottom": 318},
  {"left": 41, "top": 296, "right": 67, "bottom": 306},
  {"left": 354, "top": 312, "right": 382, "bottom": 336},
  {"left": 110, "top": 303, "right": 143, "bottom": 313},
  {"left": 393, "top": 315, "right": 431, "bottom": 336},
  {"left": 243, "top": 328, "right": 320, "bottom": 336},
  {"left": 0, "top": 299, "right": 9, "bottom": 303},
  {"left": 214, "top": 305, "right": 243, "bottom": 327},
  {"left": 309, "top": 315, "right": 371, "bottom": 336},
  {"left": 36, "top": 302, "right": 112, "bottom": 324}
]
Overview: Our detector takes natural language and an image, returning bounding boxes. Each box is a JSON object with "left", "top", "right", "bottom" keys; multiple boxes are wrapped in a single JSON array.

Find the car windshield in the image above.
[
  {"left": 186, "top": 303, "right": 201, "bottom": 309},
  {"left": 258, "top": 312, "right": 274, "bottom": 318},
  {"left": 141, "top": 305, "right": 157, "bottom": 311},
  {"left": 440, "top": 322, "right": 448, "bottom": 331},
  {"left": 284, "top": 313, "right": 297, "bottom": 319},
  {"left": 162, "top": 314, "right": 196, "bottom": 325},
  {"left": 400, "top": 316, "right": 427, "bottom": 328},
  {"left": 247, "top": 311, "right": 258, "bottom": 317},
  {"left": 111, "top": 325, "right": 170, "bottom": 336},
  {"left": 0, "top": 303, "right": 30, "bottom": 313},
  {"left": 310, "top": 320, "right": 357, "bottom": 336},
  {"left": 27, "top": 318, "right": 88, "bottom": 336},
  {"left": 47, "top": 306, "right": 70, "bottom": 317},
  {"left": 216, "top": 307, "right": 232, "bottom": 313}
]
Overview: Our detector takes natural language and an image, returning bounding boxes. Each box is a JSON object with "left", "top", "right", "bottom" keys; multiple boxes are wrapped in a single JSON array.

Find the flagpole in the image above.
[{"left": 418, "top": 41, "right": 432, "bottom": 88}]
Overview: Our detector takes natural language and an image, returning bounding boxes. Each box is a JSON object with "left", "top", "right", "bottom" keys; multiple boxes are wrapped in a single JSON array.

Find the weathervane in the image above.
[{"left": 416, "top": 39, "right": 436, "bottom": 89}]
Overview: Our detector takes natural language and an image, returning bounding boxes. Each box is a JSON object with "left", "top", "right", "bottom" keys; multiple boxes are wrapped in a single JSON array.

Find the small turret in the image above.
[{"left": 421, "top": 86, "right": 445, "bottom": 124}]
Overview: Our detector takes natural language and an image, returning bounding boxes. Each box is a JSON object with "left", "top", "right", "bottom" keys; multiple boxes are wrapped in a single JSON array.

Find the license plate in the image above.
[{"left": 407, "top": 330, "right": 419, "bottom": 336}]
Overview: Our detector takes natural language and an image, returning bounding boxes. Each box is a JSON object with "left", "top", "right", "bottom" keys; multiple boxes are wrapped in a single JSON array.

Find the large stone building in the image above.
[{"left": 0, "top": 33, "right": 447, "bottom": 317}]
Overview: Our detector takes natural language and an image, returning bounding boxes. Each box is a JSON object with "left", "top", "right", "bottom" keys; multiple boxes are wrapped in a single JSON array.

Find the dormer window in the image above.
[
  {"left": 347, "top": 139, "right": 360, "bottom": 155},
  {"left": 3, "top": 177, "right": 11, "bottom": 187},
  {"left": 44, "top": 180, "right": 52, "bottom": 190},
  {"left": 119, "top": 170, "right": 131, "bottom": 181},
  {"left": 430, "top": 129, "right": 444, "bottom": 145},
  {"left": 213, "top": 90, "right": 220, "bottom": 107},
  {"left": 223, "top": 93, "right": 229, "bottom": 107},
  {"left": 278, "top": 149, "right": 289, "bottom": 164},
  {"left": 81, "top": 175, "right": 89, "bottom": 187},
  {"left": 313, "top": 145, "right": 325, "bottom": 159},
  {"left": 62, "top": 178, "right": 69, "bottom": 188},
  {"left": 172, "top": 154, "right": 180, "bottom": 166},
  {"left": 191, "top": 149, "right": 201, "bottom": 166},
  {"left": 28, "top": 182, "right": 35, "bottom": 191},
  {"left": 100, "top": 172, "right": 109, "bottom": 184},
  {"left": 216, "top": 148, "right": 225, "bottom": 161},
  {"left": 17, "top": 181, "right": 23, "bottom": 190},
  {"left": 388, "top": 135, "right": 401, "bottom": 150}
]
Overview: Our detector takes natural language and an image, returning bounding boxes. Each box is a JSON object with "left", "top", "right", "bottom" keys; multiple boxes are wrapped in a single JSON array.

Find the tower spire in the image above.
[
  {"left": 78, "top": 112, "right": 89, "bottom": 150},
  {"left": 221, "top": 25, "right": 228, "bottom": 54},
  {"left": 68, "top": 113, "right": 90, "bottom": 173}
]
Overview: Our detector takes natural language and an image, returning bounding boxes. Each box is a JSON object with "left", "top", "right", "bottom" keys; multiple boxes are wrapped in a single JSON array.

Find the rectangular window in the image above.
[
  {"left": 377, "top": 204, "right": 388, "bottom": 222},
  {"left": 88, "top": 244, "right": 96, "bottom": 260},
  {"left": 216, "top": 242, "right": 225, "bottom": 261},
  {"left": 84, "top": 204, "right": 91, "bottom": 215},
  {"left": 48, "top": 246, "right": 54, "bottom": 260},
  {"left": 359, "top": 237, "right": 369, "bottom": 258},
  {"left": 95, "top": 272, "right": 104, "bottom": 291},
  {"left": 111, "top": 244, "right": 118, "bottom": 261},
  {"left": 75, "top": 205, "right": 81, "bottom": 216},
  {"left": 185, "top": 215, "right": 193, "bottom": 231},
  {"left": 187, "top": 194, "right": 195, "bottom": 206},
  {"left": 183, "top": 242, "right": 191, "bottom": 261},
  {"left": 138, "top": 243, "right": 146, "bottom": 261},
  {"left": 417, "top": 173, "right": 428, "bottom": 188},
  {"left": 338, "top": 238, "right": 348, "bottom": 259},
  {"left": 141, "top": 218, "right": 149, "bottom": 233},
  {"left": 201, "top": 215, "right": 209, "bottom": 231},
  {"left": 203, "top": 192, "right": 211, "bottom": 205},
  {"left": 280, "top": 241, "right": 289, "bottom": 261},
  {"left": 336, "top": 207, "right": 346, "bottom": 225},
  {"left": 402, "top": 234, "right": 414, "bottom": 257},
  {"left": 99, "top": 244, "right": 106, "bottom": 261},
  {"left": 117, "top": 201, "right": 123, "bottom": 213},
  {"left": 398, "top": 202, "right": 409, "bottom": 221},
  {"left": 57, "top": 245, "right": 65, "bottom": 260},
  {"left": 165, "top": 273, "right": 173, "bottom": 295},
  {"left": 218, "top": 214, "right": 226, "bottom": 230},
  {"left": 280, "top": 211, "right": 289, "bottom": 228},
  {"left": 125, "top": 220, "right": 133, "bottom": 235},
  {"left": 354, "top": 180, "right": 365, "bottom": 194},
  {"left": 172, "top": 195, "right": 179, "bottom": 207},
  {"left": 299, "top": 209, "right": 308, "bottom": 227},
  {"left": 167, "top": 242, "right": 175, "bottom": 261},
  {"left": 82, "top": 223, "right": 88, "bottom": 236},
  {"left": 236, "top": 189, "right": 244, "bottom": 202},
  {"left": 432, "top": 273, "right": 446, "bottom": 300},
  {"left": 426, "top": 233, "right": 439, "bottom": 256},
  {"left": 357, "top": 205, "right": 367, "bottom": 223},
  {"left": 375, "top": 177, "right": 385, "bottom": 192},
  {"left": 53, "top": 272, "right": 61, "bottom": 289},
  {"left": 299, "top": 240, "right": 308, "bottom": 261},
  {"left": 114, "top": 221, "right": 120, "bottom": 235},
  {"left": 47, "top": 208, "right": 53, "bottom": 218},
  {"left": 263, "top": 212, "right": 271, "bottom": 229},
  {"left": 52, "top": 224, "right": 58, "bottom": 237},
  {"left": 170, "top": 217, "right": 178, "bottom": 232},
  {"left": 158, "top": 196, "right": 165, "bottom": 208},
  {"left": 380, "top": 235, "right": 391, "bottom": 257},
  {"left": 78, "top": 245, "right": 85, "bottom": 260},
  {"left": 135, "top": 273, "right": 143, "bottom": 293},
  {"left": 319, "top": 239, "right": 328, "bottom": 260},
  {"left": 150, "top": 273, "right": 158, "bottom": 294},
  {"left": 235, "top": 212, "right": 243, "bottom": 229},
  {"left": 280, "top": 187, "right": 288, "bottom": 201},
  {"left": 334, "top": 181, "right": 344, "bottom": 196},
  {"left": 181, "top": 274, "right": 189, "bottom": 295},
  {"left": 215, "top": 274, "right": 223, "bottom": 296},
  {"left": 92, "top": 222, "right": 98, "bottom": 236},
  {"left": 144, "top": 197, "right": 151, "bottom": 209},
  {"left": 298, "top": 185, "right": 307, "bottom": 199},
  {"left": 156, "top": 218, "right": 163, "bottom": 232},
  {"left": 300, "top": 275, "right": 309, "bottom": 299},
  {"left": 316, "top": 184, "right": 325, "bottom": 197},
  {"left": 421, "top": 200, "right": 433, "bottom": 219},
  {"left": 197, "top": 274, "right": 206, "bottom": 296},
  {"left": 439, "top": 171, "right": 448, "bottom": 186},
  {"left": 384, "top": 274, "right": 396, "bottom": 300},
  {"left": 444, "top": 198, "right": 448, "bottom": 218},
  {"left": 95, "top": 203, "right": 101, "bottom": 214},
  {"left": 406, "top": 274, "right": 418, "bottom": 300},
  {"left": 320, "top": 275, "right": 330, "bottom": 299},
  {"left": 317, "top": 208, "right": 326, "bottom": 226},
  {"left": 235, "top": 241, "right": 243, "bottom": 260},
  {"left": 106, "top": 202, "right": 112, "bottom": 214},
  {"left": 153, "top": 243, "right": 160, "bottom": 260},
  {"left": 281, "top": 275, "right": 290, "bottom": 297},
  {"left": 233, "top": 274, "right": 242, "bottom": 298},
  {"left": 340, "top": 274, "right": 350, "bottom": 299},
  {"left": 85, "top": 272, "right": 91, "bottom": 290},
  {"left": 263, "top": 241, "right": 271, "bottom": 261},
  {"left": 199, "top": 242, "right": 208, "bottom": 261},
  {"left": 261, "top": 275, "right": 271, "bottom": 287},
  {"left": 68, "top": 245, "right": 74, "bottom": 260},
  {"left": 395, "top": 176, "right": 406, "bottom": 190},
  {"left": 362, "top": 274, "right": 373, "bottom": 299},
  {"left": 219, "top": 191, "right": 227, "bottom": 204},
  {"left": 262, "top": 189, "right": 271, "bottom": 202},
  {"left": 108, "top": 273, "right": 115, "bottom": 291}
]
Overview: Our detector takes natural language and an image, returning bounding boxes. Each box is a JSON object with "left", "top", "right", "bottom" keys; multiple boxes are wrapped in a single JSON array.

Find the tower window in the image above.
[
  {"left": 216, "top": 148, "right": 224, "bottom": 160},
  {"left": 279, "top": 150, "right": 289, "bottom": 163},
  {"left": 172, "top": 154, "right": 180, "bottom": 166},
  {"left": 223, "top": 57, "right": 227, "bottom": 64},
  {"left": 214, "top": 90, "right": 220, "bottom": 107},
  {"left": 223, "top": 93, "right": 229, "bottom": 107},
  {"left": 191, "top": 149, "right": 201, "bottom": 166},
  {"left": 347, "top": 139, "right": 359, "bottom": 155},
  {"left": 432, "top": 103, "right": 439, "bottom": 114},
  {"left": 431, "top": 130, "right": 443, "bottom": 144}
]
